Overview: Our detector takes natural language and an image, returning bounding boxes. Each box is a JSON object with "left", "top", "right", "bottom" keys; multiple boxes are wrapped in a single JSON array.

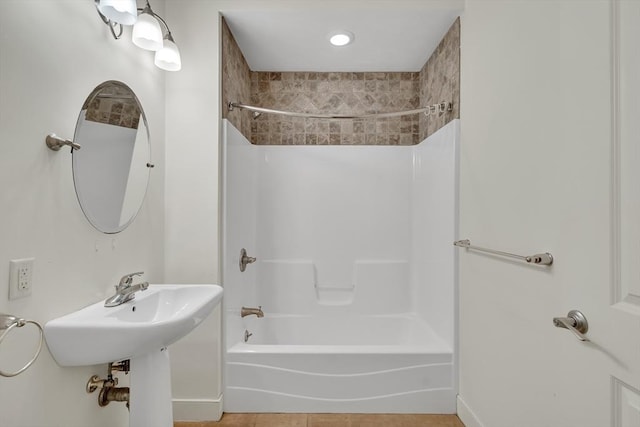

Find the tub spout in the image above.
[{"left": 241, "top": 306, "right": 264, "bottom": 318}]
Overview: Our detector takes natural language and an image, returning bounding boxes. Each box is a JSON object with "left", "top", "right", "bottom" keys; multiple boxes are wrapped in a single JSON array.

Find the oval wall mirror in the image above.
[{"left": 72, "top": 80, "right": 151, "bottom": 234}]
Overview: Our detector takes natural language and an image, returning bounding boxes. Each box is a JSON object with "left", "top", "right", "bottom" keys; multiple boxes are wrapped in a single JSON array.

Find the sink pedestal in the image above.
[{"left": 130, "top": 348, "right": 173, "bottom": 427}]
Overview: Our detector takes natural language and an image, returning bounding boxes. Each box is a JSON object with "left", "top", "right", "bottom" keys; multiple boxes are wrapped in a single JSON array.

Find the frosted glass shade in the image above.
[
  {"left": 97, "top": 0, "right": 137, "bottom": 25},
  {"left": 154, "top": 39, "right": 182, "bottom": 71},
  {"left": 132, "top": 12, "right": 163, "bottom": 51}
]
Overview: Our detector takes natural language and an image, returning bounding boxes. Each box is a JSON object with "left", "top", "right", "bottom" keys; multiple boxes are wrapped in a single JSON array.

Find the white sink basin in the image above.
[{"left": 44, "top": 284, "right": 223, "bottom": 366}]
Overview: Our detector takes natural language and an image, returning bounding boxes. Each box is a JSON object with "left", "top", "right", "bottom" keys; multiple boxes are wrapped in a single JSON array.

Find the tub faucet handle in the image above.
[{"left": 239, "top": 248, "right": 257, "bottom": 272}]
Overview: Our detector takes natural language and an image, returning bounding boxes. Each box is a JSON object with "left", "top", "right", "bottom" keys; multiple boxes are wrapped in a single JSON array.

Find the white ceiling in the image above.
[{"left": 222, "top": 2, "right": 463, "bottom": 72}]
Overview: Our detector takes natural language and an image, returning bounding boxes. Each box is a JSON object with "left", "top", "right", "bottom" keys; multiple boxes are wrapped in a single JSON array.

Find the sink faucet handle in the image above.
[{"left": 118, "top": 272, "right": 144, "bottom": 288}]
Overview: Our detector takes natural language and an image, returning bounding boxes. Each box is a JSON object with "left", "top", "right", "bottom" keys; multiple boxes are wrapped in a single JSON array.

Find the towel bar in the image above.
[{"left": 453, "top": 239, "right": 553, "bottom": 266}]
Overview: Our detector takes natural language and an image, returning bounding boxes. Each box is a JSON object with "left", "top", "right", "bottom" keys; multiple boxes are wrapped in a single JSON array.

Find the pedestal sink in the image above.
[{"left": 44, "top": 284, "right": 223, "bottom": 427}]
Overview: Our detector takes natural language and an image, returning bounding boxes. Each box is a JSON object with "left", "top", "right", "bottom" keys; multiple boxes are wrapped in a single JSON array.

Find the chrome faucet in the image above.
[
  {"left": 104, "top": 272, "right": 149, "bottom": 307},
  {"left": 241, "top": 306, "right": 264, "bottom": 318}
]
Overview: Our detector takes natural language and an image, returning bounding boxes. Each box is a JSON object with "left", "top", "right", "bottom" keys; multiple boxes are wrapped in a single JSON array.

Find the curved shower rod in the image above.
[{"left": 227, "top": 101, "right": 453, "bottom": 120}]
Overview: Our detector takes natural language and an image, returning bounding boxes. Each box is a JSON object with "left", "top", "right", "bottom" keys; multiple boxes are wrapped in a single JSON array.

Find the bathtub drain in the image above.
[{"left": 244, "top": 329, "right": 252, "bottom": 342}]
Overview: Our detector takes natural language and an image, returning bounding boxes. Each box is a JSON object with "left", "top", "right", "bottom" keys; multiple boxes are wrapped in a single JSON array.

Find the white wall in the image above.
[
  {"left": 458, "top": 1, "right": 610, "bottom": 426},
  {"left": 163, "top": 1, "right": 223, "bottom": 421},
  {"left": 0, "top": 1, "right": 165, "bottom": 426}
]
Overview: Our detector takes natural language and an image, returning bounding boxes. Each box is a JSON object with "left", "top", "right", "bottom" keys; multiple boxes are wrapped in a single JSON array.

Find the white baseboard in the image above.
[
  {"left": 457, "top": 395, "right": 484, "bottom": 427},
  {"left": 173, "top": 396, "right": 223, "bottom": 422}
]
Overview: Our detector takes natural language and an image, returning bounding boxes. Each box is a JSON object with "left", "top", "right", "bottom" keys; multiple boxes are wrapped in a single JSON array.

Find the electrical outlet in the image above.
[{"left": 9, "top": 258, "right": 34, "bottom": 300}]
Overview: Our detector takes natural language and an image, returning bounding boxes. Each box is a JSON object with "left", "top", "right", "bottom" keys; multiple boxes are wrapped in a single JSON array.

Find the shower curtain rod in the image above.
[{"left": 228, "top": 101, "right": 453, "bottom": 120}]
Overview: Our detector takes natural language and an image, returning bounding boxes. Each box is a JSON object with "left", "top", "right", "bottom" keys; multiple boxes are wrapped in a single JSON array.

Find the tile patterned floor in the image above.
[{"left": 175, "top": 413, "right": 465, "bottom": 427}]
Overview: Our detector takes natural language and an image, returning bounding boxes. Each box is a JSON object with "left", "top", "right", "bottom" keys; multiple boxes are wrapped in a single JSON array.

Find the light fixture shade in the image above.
[
  {"left": 97, "top": 0, "right": 137, "bottom": 25},
  {"left": 155, "top": 38, "right": 182, "bottom": 71},
  {"left": 132, "top": 12, "right": 163, "bottom": 51}
]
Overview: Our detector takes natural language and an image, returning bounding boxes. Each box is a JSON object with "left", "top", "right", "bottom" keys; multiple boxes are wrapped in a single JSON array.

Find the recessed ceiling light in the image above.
[{"left": 329, "top": 31, "right": 354, "bottom": 47}]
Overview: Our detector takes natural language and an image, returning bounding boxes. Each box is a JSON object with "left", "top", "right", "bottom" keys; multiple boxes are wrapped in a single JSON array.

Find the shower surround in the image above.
[
  {"left": 221, "top": 13, "right": 460, "bottom": 414},
  {"left": 221, "top": 118, "right": 459, "bottom": 412}
]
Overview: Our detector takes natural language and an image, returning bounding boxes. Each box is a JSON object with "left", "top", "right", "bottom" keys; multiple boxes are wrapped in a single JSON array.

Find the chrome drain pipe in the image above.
[
  {"left": 87, "top": 361, "right": 131, "bottom": 410},
  {"left": 98, "top": 386, "right": 130, "bottom": 409}
]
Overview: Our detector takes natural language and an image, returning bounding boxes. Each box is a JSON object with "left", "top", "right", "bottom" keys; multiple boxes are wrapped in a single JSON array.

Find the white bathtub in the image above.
[{"left": 224, "top": 314, "right": 456, "bottom": 413}]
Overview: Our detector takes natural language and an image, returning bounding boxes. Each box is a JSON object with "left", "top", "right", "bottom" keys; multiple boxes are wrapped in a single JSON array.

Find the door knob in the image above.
[{"left": 553, "top": 310, "right": 589, "bottom": 342}]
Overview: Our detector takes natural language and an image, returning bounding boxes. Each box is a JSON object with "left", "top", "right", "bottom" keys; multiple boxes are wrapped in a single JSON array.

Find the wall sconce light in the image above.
[{"left": 95, "top": 0, "right": 181, "bottom": 72}]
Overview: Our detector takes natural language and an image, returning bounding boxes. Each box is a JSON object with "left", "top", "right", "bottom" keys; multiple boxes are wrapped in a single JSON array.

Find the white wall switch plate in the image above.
[{"left": 9, "top": 258, "right": 34, "bottom": 300}]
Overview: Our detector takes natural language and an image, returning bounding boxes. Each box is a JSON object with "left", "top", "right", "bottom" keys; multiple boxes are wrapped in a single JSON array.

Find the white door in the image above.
[
  {"left": 457, "top": 2, "right": 640, "bottom": 426},
  {"left": 547, "top": 1, "right": 640, "bottom": 424},
  {"left": 553, "top": 0, "right": 640, "bottom": 424},
  {"left": 604, "top": 1, "right": 640, "bottom": 425}
]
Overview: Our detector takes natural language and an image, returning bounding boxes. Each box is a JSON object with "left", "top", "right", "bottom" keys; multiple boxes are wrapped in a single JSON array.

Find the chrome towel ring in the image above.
[{"left": 0, "top": 314, "right": 43, "bottom": 377}]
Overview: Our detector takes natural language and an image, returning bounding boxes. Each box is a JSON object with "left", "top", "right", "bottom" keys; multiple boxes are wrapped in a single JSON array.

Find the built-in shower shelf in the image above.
[{"left": 314, "top": 285, "right": 355, "bottom": 305}]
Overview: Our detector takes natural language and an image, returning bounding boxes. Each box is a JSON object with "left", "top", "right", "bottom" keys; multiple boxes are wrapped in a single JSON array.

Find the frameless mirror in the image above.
[{"left": 72, "top": 80, "right": 152, "bottom": 234}]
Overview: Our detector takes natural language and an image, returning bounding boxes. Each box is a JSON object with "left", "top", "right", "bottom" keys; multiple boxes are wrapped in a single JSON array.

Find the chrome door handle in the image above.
[{"left": 553, "top": 310, "right": 589, "bottom": 342}]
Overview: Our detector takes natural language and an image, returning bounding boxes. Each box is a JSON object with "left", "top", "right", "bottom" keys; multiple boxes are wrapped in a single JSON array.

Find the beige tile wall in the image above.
[
  {"left": 419, "top": 18, "right": 460, "bottom": 140},
  {"left": 222, "top": 17, "right": 460, "bottom": 145},
  {"left": 250, "top": 71, "right": 420, "bottom": 145},
  {"left": 222, "top": 18, "right": 252, "bottom": 140}
]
